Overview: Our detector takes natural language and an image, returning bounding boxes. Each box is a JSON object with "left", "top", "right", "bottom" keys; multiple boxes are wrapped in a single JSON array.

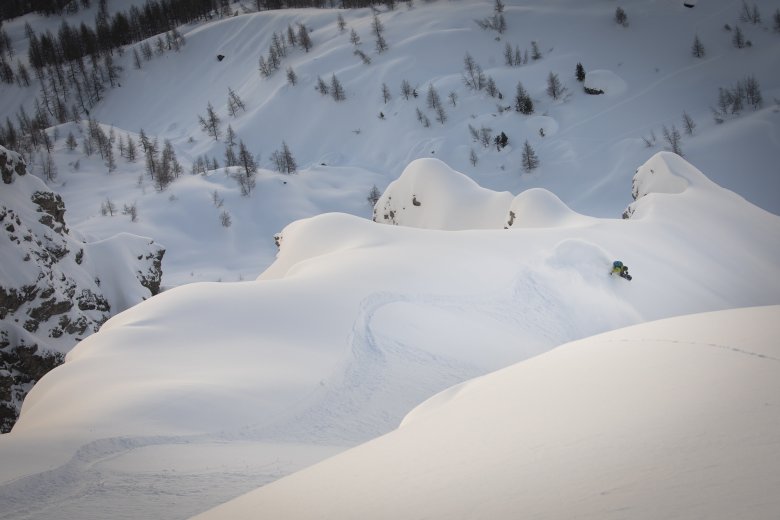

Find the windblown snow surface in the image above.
[
  {"left": 0, "top": 153, "right": 778, "bottom": 519},
  {"left": 198, "top": 305, "right": 780, "bottom": 520},
  {"left": 1, "top": 0, "right": 780, "bottom": 517}
]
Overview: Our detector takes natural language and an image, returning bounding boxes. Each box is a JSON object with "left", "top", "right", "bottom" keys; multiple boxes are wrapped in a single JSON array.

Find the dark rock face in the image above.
[
  {"left": 0, "top": 145, "right": 165, "bottom": 432},
  {"left": 0, "top": 147, "right": 26, "bottom": 185},
  {"left": 32, "top": 191, "right": 68, "bottom": 234}
]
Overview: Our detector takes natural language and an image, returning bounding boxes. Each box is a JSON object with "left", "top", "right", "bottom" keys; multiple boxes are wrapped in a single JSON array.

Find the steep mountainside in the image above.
[{"left": 0, "top": 145, "right": 164, "bottom": 432}]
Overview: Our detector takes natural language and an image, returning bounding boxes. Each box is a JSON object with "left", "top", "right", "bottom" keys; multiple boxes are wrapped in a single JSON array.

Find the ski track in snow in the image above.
[
  {"left": 605, "top": 338, "right": 780, "bottom": 363},
  {"left": 0, "top": 270, "right": 612, "bottom": 520}
]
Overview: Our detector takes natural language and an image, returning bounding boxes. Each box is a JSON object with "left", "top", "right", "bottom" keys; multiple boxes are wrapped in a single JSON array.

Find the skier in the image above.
[{"left": 611, "top": 260, "right": 632, "bottom": 281}]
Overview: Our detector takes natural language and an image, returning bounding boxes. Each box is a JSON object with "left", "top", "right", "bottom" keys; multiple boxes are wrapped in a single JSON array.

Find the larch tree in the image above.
[
  {"left": 521, "top": 140, "right": 539, "bottom": 172},
  {"left": 199, "top": 102, "right": 221, "bottom": 140}
]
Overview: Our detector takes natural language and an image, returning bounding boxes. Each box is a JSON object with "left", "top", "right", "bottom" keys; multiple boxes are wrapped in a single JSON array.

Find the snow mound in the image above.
[
  {"left": 373, "top": 158, "right": 514, "bottom": 230},
  {"left": 623, "top": 152, "right": 746, "bottom": 219},
  {"left": 525, "top": 116, "right": 559, "bottom": 137},
  {"left": 374, "top": 160, "right": 590, "bottom": 231},
  {"left": 197, "top": 305, "right": 780, "bottom": 520},
  {"left": 544, "top": 239, "right": 613, "bottom": 281},
  {"left": 506, "top": 189, "right": 590, "bottom": 229},
  {"left": 583, "top": 69, "right": 628, "bottom": 96}
]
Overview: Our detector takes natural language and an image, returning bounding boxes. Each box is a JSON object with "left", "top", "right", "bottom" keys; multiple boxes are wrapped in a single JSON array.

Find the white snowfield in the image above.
[
  {"left": 196, "top": 305, "right": 780, "bottom": 520},
  {"left": 1, "top": 0, "right": 779, "bottom": 516},
  {"left": 0, "top": 152, "right": 778, "bottom": 519}
]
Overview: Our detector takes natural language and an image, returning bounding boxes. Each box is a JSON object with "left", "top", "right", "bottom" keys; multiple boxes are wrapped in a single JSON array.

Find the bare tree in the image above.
[
  {"left": 732, "top": 25, "right": 745, "bottom": 48},
  {"left": 486, "top": 76, "right": 499, "bottom": 98},
  {"left": 401, "top": 79, "right": 413, "bottom": 100},
  {"left": 479, "top": 126, "right": 492, "bottom": 148},
  {"left": 546, "top": 71, "right": 566, "bottom": 100},
  {"left": 367, "top": 185, "right": 381, "bottom": 207},
  {"left": 101, "top": 198, "right": 116, "bottom": 216},
  {"left": 286, "top": 66, "right": 298, "bottom": 86},
  {"left": 199, "top": 102, "right": 221, "bottom": 140},
  {"left": 531, "top": 41, "right": 542, "bottom": 60},
  {"left": 227, "top": 87, "right": 246, "bottom": 117},
  {"left": 354, "top": 49, "right": 371, "bottom": 64},
  {"left": 426, "top": 83, "right": 441, "bottom": 110},
  {"left": 662, "top": 124, "right": 683, "bottom": 156},
  {"left": 330, "top": 74, "right": 346, "bottom": 101},
  {"left": 682, "top": 111, "right": 696, "bottom": 135},
  {"left": 381, "top": 82, "right": 391, "bottom": 103},
  {"left": 469, "top": 148, "right": 478, "bottom": 166},
  {"left": 521, "top": 140, "right": 539, "bottom": 172},
  {"left": 435, "top": 104, "right": 447, "bottom": 124},
  {"left": 220, "top": 210, "right": 232, "bottom": 227},
  {"left": 415, "top": 107, "right": 430, "bottom": 128},
  {"left": 337, "top": 13, "right": 347, "bottom": 33},
  {"left": 316, "top": 76, "right": 329, "bottom": 96},
  {"left": 123, "top": 202, "right": 138, "bottom": 222},
  {"left": 298, "top": 23, "right": 312, "bottom": 52},
  {"left": 271, "top": 141, "right": 297, "bottom": 174},
  {"left": 42, "top": 152, "right": 57, "bottom": 181},
  {"left": 462, "top": 53, "right": 486, "bottom": 91},
  {"left": 691, "top": 34, "right": 705, "bottom": 58}
]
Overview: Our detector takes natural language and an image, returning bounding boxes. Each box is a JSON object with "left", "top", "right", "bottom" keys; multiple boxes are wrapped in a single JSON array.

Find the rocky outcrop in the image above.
[{"left": 0, "top": 145, "right": 165, "bottom": 432}]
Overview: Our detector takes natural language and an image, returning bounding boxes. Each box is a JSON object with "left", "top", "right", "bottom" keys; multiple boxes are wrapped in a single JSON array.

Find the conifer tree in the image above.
[
  {"left": 514, "top": 82, "right": 534, "bottom": 114},
  {"left": 350, "top": 28, "right": 361, "bottom": 46},
  {"left": 575, "top": 62, "right": 586, "bottom": 82}
]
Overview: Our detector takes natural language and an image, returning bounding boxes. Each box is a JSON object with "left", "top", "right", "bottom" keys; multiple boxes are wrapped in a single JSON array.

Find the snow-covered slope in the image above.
[
  {"left": 0, "top": 153, "right": 777, "bottom": 519},
  {"left": 0, "top": 145, "right": 164, "bottom": 432},
  {"left": 197, "top": 305, "right": 780, "bottom": 520},
  {"left": 1, "top": 0, "right": 779, "bottom": 289}
]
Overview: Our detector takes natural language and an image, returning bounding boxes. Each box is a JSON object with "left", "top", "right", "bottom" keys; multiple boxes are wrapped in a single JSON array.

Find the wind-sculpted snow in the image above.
[
  {"left": 373, "top": 158, "right": 514, "bottom": 230},
  {"left": 200, "top": 306, "right": 780, "bottom": 520},
  {"left": 374, "top": 158, "right": 590, "bottom": 230},
  {"left": 1, "top": 153, "right": 779, "bottom": 518}
]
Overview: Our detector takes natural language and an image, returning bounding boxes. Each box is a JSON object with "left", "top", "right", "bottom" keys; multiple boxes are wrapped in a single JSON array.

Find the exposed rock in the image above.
[
  {"left": 0, "top": 144, "right": 166, "bottom": 432},
  {"left": 138, "top": 249, "right": 165, "bottom": 296},
  {"left": 0, "top": 147, "right": 26, "bottom": 184},
  {"left": 32, "top": 191, "right": 68, "bottom": 234}
]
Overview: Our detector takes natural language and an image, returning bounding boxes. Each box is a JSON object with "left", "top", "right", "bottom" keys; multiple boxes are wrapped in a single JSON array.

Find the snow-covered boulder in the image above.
[
  {"left": 0, "top": 145, "right": 165, "bottom": 432},
  {"left": 583, "top": 69, "right": 628, "bottom": 96}
]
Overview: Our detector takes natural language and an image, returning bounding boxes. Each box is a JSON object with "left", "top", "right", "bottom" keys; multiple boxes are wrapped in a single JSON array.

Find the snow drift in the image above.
[
  {"left": 0, "top": 152, "right": 777, "bottom": 518},
  {"left": 197, "top": 305, "right": 780, "bottom": 520},
  {"left": 374, "top": 158, "right": 591, "bottom": 230}
]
